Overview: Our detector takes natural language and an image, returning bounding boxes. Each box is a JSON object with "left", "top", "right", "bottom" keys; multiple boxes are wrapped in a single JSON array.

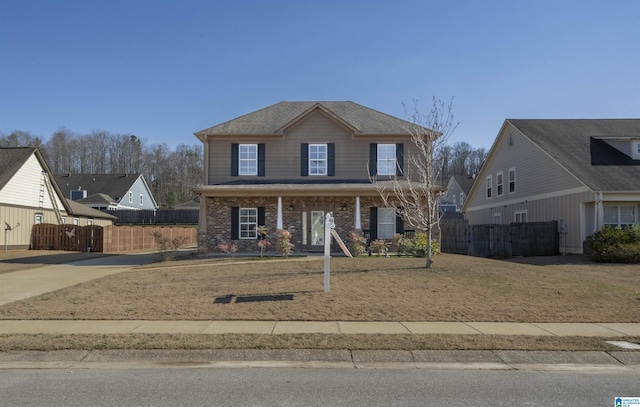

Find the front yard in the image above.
[{"left": 1, "top": 253, "right": 638, "bottom": 323}]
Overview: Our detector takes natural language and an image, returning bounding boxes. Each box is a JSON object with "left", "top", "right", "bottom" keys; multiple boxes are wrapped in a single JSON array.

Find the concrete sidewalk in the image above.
[{"left": 1, "top": 319, "right": 640, "bottom": 337}]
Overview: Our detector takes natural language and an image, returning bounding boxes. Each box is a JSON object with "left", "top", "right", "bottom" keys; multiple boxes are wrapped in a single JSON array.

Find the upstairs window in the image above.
[
  {"left": 369, "top": 143, "right": 404, "bottom": 176},
  {"left": 301, "top": 143, "right": 334, "bottom": 176},
  {"left": 377, "top": 144, "right": 397, "bottom": 176},
  {"left": 508, "top": 168, "right": 516, "bottom": 193},
  {"left": 129, "top": 191, "right": 133, "bottom": 203},
  {"left": 309, "top": 144, "right": 327, "bottom": 175},
  {"left": 232, "top": 143, "right": 265, "bottom": 176},
  {"left": 486, "top": 176, "right": 492, "bottom": 198},
  {"left": 139, "top": 194, "right": 143, "bottom": 205},
  {"left": 497, "top": 172, "right": 503, "bottom": 196},
  {"left": 631, "top": 140, "right": 640, "bottom": 160},
  {"left": 460, "top": 193, "right": 465, "bottom": 206},
  {"left": 239, "top": 144, "right": 258, "bottom": 175}
]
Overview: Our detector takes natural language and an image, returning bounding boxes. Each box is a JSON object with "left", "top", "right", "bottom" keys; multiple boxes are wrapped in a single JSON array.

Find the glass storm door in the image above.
[{"left": 309, "top": 210, "right": 325, "bottom": 250}]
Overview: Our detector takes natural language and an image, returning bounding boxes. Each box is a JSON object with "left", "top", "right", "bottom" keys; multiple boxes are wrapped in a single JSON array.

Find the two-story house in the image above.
[
  {"left": 193, "top": 101, "right": 425, "bottom": 253},
  {"left": 54, "top": 173, "right": 158, "bottom": 211},
  {"left": 463, "top": 119, "right": 640, "bottom": 254},
  {"left": 0, "top": 147, "right": 115, "bottom": 250}
]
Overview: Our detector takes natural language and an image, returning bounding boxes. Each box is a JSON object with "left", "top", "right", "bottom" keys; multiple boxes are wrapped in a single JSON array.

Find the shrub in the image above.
[
  {"left": 152, "top": 230, "right": 188, "bottom": 261},
  {"left": 400, "top": 232, "right": 440, "bottom": 258},
  {"left": 586, "top": 225, "right": 640, "bottom": 263},
  {"left": 370, "top": 239, "right": 387, "bottom": 256},
  {"left": 275, "top": 229, "right": 294, "bottom": 257},
  {"left": 217, "top": 242, "right": 238, "bottom": 257},
  {"left": 347, "top": 232, "right": 367, "bottom": 257}
]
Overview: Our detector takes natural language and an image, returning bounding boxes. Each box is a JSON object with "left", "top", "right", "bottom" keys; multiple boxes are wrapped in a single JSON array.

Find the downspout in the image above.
[{"left": 594, "top": 192, "right": 603, "bottom": 233}]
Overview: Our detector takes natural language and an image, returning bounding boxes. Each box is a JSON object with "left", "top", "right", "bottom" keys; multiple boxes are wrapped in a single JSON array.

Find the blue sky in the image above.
[{"left": 1, "top": 0, "right": 638, "bottom": 150}]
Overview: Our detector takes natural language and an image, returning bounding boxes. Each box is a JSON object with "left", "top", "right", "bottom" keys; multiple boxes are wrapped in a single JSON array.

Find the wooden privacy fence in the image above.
[
  {"left": 439, "top": 219, "right": 559, "bottom": 259},
  {"left": 103, "top": 209, "right": 199, "bottom": 225},
  {"left": 32, "top": 224, "right": 197, "bottom": 253},
  {"left": 32, "top": 224, "right": 104, "bottom": 252}
]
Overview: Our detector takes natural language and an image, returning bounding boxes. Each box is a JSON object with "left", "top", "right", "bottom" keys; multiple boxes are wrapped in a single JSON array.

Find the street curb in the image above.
[{"left": 0, "top": 349, "right": 638, "bottom": 371}]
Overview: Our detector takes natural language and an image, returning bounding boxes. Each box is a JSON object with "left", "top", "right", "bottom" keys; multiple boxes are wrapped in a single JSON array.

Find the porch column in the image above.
[
  {"left": 277, "top": 196, "right": 283, "bottom": 229},
  {"left": 355, "top": 196, "right": 361, "bottom": 230}
]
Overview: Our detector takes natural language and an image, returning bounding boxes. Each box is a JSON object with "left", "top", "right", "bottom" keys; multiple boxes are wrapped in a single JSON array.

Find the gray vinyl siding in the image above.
[
  {"left": 207, "top": 110, "right": 413, "bottom": 184},
  {"left": 464, "top": 123, "right": 595, "bottom": 253}
]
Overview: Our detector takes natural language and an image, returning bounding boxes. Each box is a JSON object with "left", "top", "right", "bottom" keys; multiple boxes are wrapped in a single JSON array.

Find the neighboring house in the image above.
[
  {"left": 193, "top": 101, "right": 430, "bottom": 253},
  {"left": 440, "top": 174, "right": 476, "bottom": 212},
  {"left": 462, "top": 119, "right": 640, "bottom": 254},
  {"left": 0, "top": 147, "right": 115, "bottom": 250},
  {"left": 54, "top": 173, "right": 159, "bottom": 211}
]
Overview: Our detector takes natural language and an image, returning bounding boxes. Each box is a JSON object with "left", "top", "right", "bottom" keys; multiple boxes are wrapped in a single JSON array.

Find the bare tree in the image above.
[
  {"left": 0, "top": 130, "right": 43, "bottom": 148},
  {"left": 371, "top": 96, "right": 458, "bottom": 268}
]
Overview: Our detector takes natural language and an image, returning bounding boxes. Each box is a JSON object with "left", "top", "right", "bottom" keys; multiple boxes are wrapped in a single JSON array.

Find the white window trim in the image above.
[
  {"left": 139, "top": 194, "right": 143, "bottom": 205},
  {"left": 377, "top": 144, "right": 397, "bottom": 176},
  {"left": 632, "top": 140, "right": 640, "bottom": 160},
  {"left": 34, "top": 214, "right": 43, "bottom": 224},
  {"left": 493, "top": 212, "right": 502, "bottom": 224},
  {"left": 128, "top": 191, "right": 133, "bottom": 203},
  {"left": 514, "top": 210, "right": 527, "bottom": 223},
  {"left": 73, "top": 218, "right": 79, "bottom": 225},
  {"left": 377, "top": 208, "right": 396, "bottom": 239},
  {"left": 486, "top": 175, "right": 492, "bottom": 199},
  {"left": 239, "top": 208, "right": 258, "bottom": 239},
  {"left": 603, "top": 204, "right": 637, "bottom": 227},
  {"left": 459, "top": 193, "right": 465, "bottom": 206},
  {"left": 239, "top": 144, "right": 258, "bottom": 176},
  {"left": 309, "top": 144, "right": 327, "bottom": 176},
  {"left": 508, "top": 168, "right": 516, "bottom": 194},
  {"left": 496, "top": 171, "right": 504, "bottom": 197}
]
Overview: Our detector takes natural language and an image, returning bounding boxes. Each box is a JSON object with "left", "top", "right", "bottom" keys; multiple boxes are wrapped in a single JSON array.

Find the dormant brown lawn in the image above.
[{"left": 1, "top": 253, "right": 638, "bottom": 323}]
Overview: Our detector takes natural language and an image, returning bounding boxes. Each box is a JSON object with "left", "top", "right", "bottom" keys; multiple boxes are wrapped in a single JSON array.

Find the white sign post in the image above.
[
  {"left": 323, "top": 212, "right": 353, "bottom": 293},
  {"left": 324, "top": 212, "right": 334, "bottom": 292}
]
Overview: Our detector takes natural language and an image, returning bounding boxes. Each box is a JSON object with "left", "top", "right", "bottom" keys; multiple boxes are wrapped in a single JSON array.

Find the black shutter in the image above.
[
  {"left": 258, "top": 207, "right": 265, "bottom": 227},
  {"left": 231, "top": 207, "right": 239, "bottom": 239},
  {"left": 369, "top": 143, "right": 377, "bottom": 176},
  {"left": 301, "top": 143, "right": 309, "bottom": 176},
  {"left": 396, "top": 207, "right": 404, "bottom": 234},
  {"left": 370, "top": 207, "right": 378, "bottom": 240},
  {"left": 327, "top": 143, "right": 335, "bottom": 176},
  {"left": 257, "top": 143, "right": 266, "bottom": 176},
  {"left": 231, "top": 144, "right": 239, "bottom": 176},
  {"left": 396, "top": 143, "right": 404, "bottom": 176}
]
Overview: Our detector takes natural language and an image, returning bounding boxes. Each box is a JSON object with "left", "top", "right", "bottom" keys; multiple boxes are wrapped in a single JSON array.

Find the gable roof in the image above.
[
  {"left": 65, "top": 199, "right": 116, "bottom": 220},
  {"left": 507, "top": 119, "right": 640, "bottom": 192},
  {"left": 450, "top": 175, "right": 476, "bottom": 195},
  {"left": 195, "top": 101, "right": 418, "bottom": 139},
  {"left": 0, "top": 147, "right": 110, "bottom": 217},
  {"left": 0, "top": 147, "right": 38, "bottom": 191},
  {"left": 54, "top": 173, "right": 144, "bottom": 203}
]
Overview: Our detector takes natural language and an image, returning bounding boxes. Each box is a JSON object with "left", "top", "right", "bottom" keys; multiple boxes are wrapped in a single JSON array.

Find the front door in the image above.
[{"left": 303, "top": 210, "right": 326, "bottom": 251}]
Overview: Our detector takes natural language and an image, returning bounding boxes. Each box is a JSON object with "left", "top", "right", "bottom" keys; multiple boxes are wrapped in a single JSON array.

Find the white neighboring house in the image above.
[
  {"left": 462, "top": 119, "right": 640, "bottom": 254},
  {"left": 54, "top": 173, "right": 159, "bottom": 211},
  {"left": 0, "top": 147, "right": 115, "bottom": 250}
]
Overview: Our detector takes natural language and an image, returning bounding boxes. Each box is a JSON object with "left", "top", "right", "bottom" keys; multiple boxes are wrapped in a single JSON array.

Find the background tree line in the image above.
[
  {"left": 0, "top": 128, "right": 487, "bottom": 208},
  {"left": 0, "top": 128, "right": 202, "bottom": 208}
]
